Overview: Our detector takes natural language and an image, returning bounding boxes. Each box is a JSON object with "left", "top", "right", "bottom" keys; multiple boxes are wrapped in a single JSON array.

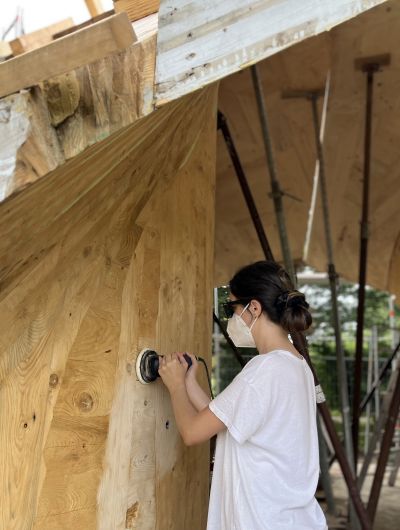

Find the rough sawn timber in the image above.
[
  {"left": 154, "top": 0, "right": 387, "bottom": 106},
  {"left": 9, "top": 18, "right": 74, "bottom": 55},
  {"left": 0, "top": 12, "right": 136, "bottom": 100},
  {"left": 0, "top": 17, "right": 156, "bottom": 203},
  {"left": 114, "top": 0, "right": 160, "bottom": 22},
  {"left": 0, "top": 85, "right": 217, "bottom": 530}
]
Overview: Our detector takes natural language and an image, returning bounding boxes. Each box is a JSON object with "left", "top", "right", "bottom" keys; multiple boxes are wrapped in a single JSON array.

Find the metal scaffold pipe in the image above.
[
  {"left": 250, "top": 64, "right": 296, "bottom": 285},
  {"left": 309, "top": 91, "right": 356, "bottom": 525}
]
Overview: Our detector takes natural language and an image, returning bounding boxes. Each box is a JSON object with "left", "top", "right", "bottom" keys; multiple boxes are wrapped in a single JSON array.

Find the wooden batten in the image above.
[
  {"left": 53, "top": 10, "right": 115, "bottom": 40},
  {"left": 0, "top": 12, "right": 136, "bottom": 100},
  {"left": 114, "top": 0, "right": 160, "bottom": 22},
  {"left": 0, "top": 84, "right": 218, "bottom": 530},
  {"left": 154, "top": 0, "right": 386, "bottom": 106},
  {"left": 9, "top": 18, "right": 74, "bottom": 55}
]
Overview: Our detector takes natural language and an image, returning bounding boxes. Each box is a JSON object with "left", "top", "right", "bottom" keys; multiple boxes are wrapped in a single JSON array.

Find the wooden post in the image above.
[{"left": 85, "top": 0, "right": 104, "bottom": 17}]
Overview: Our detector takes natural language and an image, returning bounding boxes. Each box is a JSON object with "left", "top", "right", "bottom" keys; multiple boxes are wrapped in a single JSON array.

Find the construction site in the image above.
[{"left": 0, "top": 1, "right": 399, "bottom": 529}]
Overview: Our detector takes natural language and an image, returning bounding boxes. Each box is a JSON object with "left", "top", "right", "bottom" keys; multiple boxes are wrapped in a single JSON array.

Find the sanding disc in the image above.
[{"left": 136, "top": 348, "right": 159, "bottom": 384}]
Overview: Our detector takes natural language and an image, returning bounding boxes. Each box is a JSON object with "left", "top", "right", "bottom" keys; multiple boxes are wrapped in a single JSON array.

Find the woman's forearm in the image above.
[
  {"left": 169, "top": 383, "right": 199, "bottom": 444},
  {"left": 185, "top": 377, "right": 211, "bottom": 411}
]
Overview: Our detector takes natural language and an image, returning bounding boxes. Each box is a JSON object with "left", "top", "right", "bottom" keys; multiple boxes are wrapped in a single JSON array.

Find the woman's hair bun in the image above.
[{"left": 276, "top": 289, "right": 312, "bottom": 332}]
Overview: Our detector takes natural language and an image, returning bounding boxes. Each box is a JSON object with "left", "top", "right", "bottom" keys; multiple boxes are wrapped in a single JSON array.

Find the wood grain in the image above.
[
  {"left": 114, "top": 0, "right": 160, "bottom": 21},
  {"left": 0, "top": 28, "right": 156, "bottom": 202},
  {"left": 155, "top": 0, "right": 385, "bottom": 105},
  {"left": 0, "top": 84, "right": 217, "bottom": 529},
  {"left": 9, "top": 19, "right": 74, "bottom": 55},
  {"left": 0, "top": 12, "right": 136, "bottom": 99}
]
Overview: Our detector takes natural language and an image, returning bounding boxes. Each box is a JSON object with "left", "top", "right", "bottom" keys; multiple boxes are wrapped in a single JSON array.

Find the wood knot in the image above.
[
  {"left": 125, "top": 501, "right": 139, "bottom": 528},
  {"left": 78, "top": 392, "right": 94, "bottom": 412},
  {"left": 49, "top": 373, "right": 59, "bottom": 388}
]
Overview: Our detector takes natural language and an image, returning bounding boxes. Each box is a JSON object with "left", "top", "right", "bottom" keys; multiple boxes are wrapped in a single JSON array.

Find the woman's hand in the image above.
[
  {"left": 176, "top": 352, "right": 199, "bottom": 381},
  {"left": 158, "top": 353, "right": 187, "bottom": 392}
]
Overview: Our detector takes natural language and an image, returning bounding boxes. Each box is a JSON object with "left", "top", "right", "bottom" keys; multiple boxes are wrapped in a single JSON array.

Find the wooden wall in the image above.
[{"left": 0, "top": 84, "right": 218, "bottom": 529}]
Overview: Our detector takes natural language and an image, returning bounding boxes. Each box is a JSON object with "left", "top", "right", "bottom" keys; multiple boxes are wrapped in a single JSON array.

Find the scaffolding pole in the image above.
[
  {"left": 367, "top": 361, "right": 400, "bottom": 524},
  {"left": 358, "top": 345, "right": 400, "bottom": 489},
  {"left": 281, "top": 83, "right": 356, "bottom": 520},
  {"left": 309, "top": 91, "right": 358, "bottom": 526},
  {"left": 250, "top": 65, "right": 296, "bottom": 284},
  {"left": 352, "top": 54, "right": 390, "bottom": 465}
]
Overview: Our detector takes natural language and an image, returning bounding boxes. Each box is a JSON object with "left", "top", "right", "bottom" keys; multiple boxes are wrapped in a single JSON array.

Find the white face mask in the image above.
[{"left": 227, "top": 303, "right": 258, "bottom": 348}]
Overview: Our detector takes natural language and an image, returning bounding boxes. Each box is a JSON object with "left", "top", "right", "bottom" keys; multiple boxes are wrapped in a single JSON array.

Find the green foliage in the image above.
[{"left": 303, "top": 281, "right": 399, "bottom": 356}]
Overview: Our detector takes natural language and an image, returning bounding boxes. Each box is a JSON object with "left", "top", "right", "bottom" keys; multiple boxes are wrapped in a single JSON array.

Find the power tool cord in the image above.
[{"left": 197, "top": 356, "right": 214, "bottom": 400}]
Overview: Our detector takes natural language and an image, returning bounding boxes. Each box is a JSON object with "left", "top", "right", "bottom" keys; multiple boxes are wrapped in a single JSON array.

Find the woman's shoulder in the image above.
[{"left": 239, "top": 351, "right": 286, "bottom": 384}]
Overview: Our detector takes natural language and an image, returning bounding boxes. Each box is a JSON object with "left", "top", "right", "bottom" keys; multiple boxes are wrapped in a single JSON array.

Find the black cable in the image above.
[{"left": 197, "top": 356, "right": 214, "bottom": 400}]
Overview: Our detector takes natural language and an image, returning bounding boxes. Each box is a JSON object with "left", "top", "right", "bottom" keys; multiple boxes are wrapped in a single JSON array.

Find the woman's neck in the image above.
[{"left": 252, "top": 317, "right": 296, "bottom": 355}]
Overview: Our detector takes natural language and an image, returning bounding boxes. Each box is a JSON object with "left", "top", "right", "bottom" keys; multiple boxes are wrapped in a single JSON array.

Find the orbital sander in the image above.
[{"left": 135, "top": 349, "right": 193, "bottom": 384}]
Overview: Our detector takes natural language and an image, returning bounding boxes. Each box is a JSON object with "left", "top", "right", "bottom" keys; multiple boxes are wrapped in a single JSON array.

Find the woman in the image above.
[{"left": 158, "top": 261, "right": 328, "bottom": 530}]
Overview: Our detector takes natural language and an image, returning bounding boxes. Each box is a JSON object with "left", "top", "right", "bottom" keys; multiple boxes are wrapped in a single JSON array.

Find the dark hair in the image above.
[{"left": 229, "top": 261, "right": 312, "bottom": 333}]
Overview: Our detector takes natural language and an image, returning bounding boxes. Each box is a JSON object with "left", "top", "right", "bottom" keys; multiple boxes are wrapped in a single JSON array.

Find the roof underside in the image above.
[{"left": 215, "top": 0, "right": 400, "bottom": 298}]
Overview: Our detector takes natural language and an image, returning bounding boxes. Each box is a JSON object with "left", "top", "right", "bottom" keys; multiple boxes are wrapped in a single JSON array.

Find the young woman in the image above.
[{"left": 158, "top": 260, "right": 328, "bottom": 530}]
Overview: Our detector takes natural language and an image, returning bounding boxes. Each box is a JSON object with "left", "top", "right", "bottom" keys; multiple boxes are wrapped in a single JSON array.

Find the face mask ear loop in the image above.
[
  {"left": 239, "top": 303, "right": 250, "bottom": 318},
  {"left": 249, "top": 314, "right": 258, "bottom": 331},
  {"left": 241, "top": 303, "right": 258, "bottom": 331}
]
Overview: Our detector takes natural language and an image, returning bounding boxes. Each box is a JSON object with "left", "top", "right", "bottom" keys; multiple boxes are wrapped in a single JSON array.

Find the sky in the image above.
[{"left": 1, "top": 0, "right": 114, "bottom": 38}]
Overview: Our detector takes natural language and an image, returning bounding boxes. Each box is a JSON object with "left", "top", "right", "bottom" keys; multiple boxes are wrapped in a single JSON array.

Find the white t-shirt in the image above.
[{"left": 207, "top": 350, "right": 328, "bottom": 530}]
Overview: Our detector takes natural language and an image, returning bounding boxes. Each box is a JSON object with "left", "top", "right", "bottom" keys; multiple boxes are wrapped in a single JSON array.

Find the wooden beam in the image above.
[
  {"left": 85, "top": 0, "right": 104, "bottom": 17},
  {"left": 9, "top": 19, "right": 74, "bottom": 55},
  {"left": 154, "top": 0, "right": 387, "bottom": 106},
  {"left": 0, "top": 13, "right": 136, "bottom": 99},
  {"left": 53, "top": 10, "right": 115, "bottom": 40},
  {"left": 0, "top": 32, "right": 156, "bottom": 203},
  {"left": 114, "top": 0, "right": 160, "bottom": 22}
]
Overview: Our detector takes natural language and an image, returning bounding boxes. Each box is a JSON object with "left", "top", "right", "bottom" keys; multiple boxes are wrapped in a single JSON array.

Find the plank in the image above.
[
  {"left": 114, "top": 0, "right": 160, "bottom": 22},
  {"left": 9, "top": 19, "right": 74, "bottom": 55},
  {"left": 53, "top": 10, "right": 115, "bottom": 40},
  {"left": 0, "top": 12, "right": 136, "bottom": 99},
  {"left": 154, "top": 0, "right": 386, "bottom": 105}
]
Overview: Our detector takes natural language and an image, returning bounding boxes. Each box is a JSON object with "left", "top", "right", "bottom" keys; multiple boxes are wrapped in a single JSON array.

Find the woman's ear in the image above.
[{"left": 250, "top": 299, "right": 262, "bottom": 317}]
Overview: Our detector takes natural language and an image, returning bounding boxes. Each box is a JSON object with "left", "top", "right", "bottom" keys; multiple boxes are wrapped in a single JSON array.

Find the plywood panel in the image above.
[
  {"left": 0, "top": 84, "right": 218, "bottom": 529},
  {"left": 307, "top": 0, "right": 400, "bottom": 297},
  {"left": 215, "top": 0, "right": 400, "bottom": 298},
  {"left": 215, "top": 33, "right": 330, "bottom": 283}
]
